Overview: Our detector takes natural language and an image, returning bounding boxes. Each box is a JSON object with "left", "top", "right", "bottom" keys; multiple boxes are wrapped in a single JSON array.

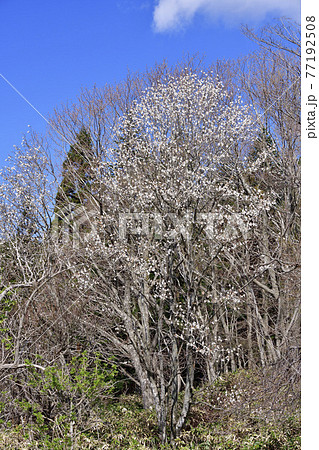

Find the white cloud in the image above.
[{"left": 153, "top": 0, "right": 300, "bottom": 32}]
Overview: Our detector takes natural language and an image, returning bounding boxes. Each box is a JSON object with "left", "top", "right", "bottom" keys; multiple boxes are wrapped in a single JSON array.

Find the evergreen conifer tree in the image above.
[
  {"left": 55, "top": 126, "right": 94, "bottom": 211},
  {"left": 53, "top": 127, "right": 95, "bottom": 238}
]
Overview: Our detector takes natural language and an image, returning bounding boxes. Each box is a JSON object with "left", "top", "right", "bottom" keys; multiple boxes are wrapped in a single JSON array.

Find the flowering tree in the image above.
[
  {"left": 0, "top": 142, "right": 59, "bottom": 372},
  {"left": 59, "top": 71, "right": 277, "bottom": 442}
]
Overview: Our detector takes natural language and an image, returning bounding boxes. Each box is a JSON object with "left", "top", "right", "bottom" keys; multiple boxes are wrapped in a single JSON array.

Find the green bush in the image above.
[
  {"left": 0, "top": 352, "right": 118, "bottom": 448},
  {"left": 0, "top": 368, "right": 300, "bottom": 449}
]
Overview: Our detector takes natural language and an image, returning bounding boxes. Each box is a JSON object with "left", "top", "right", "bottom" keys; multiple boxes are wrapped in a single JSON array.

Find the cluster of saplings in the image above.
[{"left": 0, "top": 18, "right": 300, "bottom": 448}]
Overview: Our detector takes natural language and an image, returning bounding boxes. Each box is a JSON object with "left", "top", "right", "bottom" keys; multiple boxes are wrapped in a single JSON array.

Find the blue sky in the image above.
[{"left": 0, "top": 0, "right": 300, "bottom": 166}]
